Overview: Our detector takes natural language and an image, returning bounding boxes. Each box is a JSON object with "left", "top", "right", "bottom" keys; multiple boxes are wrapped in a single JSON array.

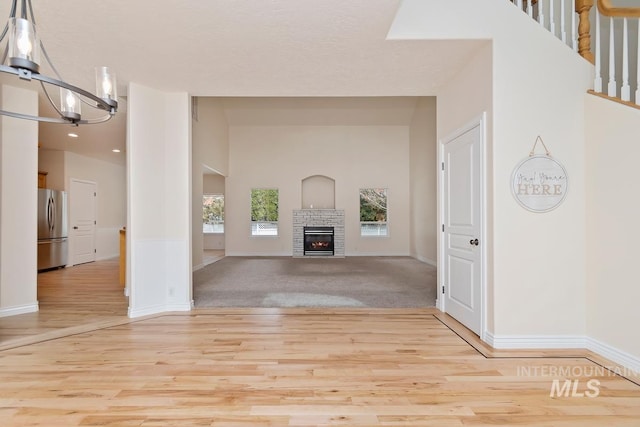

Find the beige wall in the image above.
[
  {"left": 193, "top": 98, "right": 229, "bottom": 176},
  {"left": 204, "top": 174, "right": 225, "bottom": 194},
  {"left": 37, "top": 149, "right": 65, "bottom": 191},
  {"left": 191, "top": 98, "right": 229, "bottom": 268},
  {"left": 409, "top": 97, "right": 437, "bottom": 265},
  {"left": 0, "top": 85, "right": 38, "bottom": 316},
  {"left": 585, "top": 94, "right": 640, "bottom": 361},
  {"left": 391, "top": 0, "right": 592, "bottom": 342},
  {"left": 226, "top": 125, "right": 411, "bottom": 256}
]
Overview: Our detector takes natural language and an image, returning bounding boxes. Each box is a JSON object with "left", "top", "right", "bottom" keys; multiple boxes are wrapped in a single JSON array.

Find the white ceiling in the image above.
[{"left": 0, "top": 0, "right": 487, "bottom": 165}]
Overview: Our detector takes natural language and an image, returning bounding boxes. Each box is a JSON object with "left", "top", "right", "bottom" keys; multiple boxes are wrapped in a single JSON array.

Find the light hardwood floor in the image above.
[
  {"left": 0, "top": 258, "right": 129, "bottom": 349},
  {"left": 0, "top": 262, "right": 638, "bottom": 425}
]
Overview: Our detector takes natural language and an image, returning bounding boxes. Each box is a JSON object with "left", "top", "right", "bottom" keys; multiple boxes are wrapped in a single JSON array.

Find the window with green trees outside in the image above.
[
  {"left": 203, "top": 194, "right": 224, "bottom": 233},
  {"left": 251, "top": 188, "right": 279, "bottom": 236}
]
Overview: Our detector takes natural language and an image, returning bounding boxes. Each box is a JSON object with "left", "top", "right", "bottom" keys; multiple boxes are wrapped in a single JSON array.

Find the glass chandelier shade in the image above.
[
  {"left": 96, "top": 66, "right": 117, "bottom": 101},
  {"left": 60, "top": 88, "right": 80, "bottom": 121},
  {"left": 0, "top": 0, "right": 118, "bottom": 125},
  {"left": 8, "top": 17, "right": 39, "bottom": 72}
]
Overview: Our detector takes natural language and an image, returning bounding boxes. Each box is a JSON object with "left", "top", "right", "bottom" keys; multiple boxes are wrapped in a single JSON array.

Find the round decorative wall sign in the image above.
[{"left": 511, "top": 154, "right": 568, "bottom": 213}]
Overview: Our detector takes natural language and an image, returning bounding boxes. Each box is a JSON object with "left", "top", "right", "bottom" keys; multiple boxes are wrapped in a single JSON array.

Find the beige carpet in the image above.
[{"left": 193, "top": 256, "right": 437, "bottom": 308}]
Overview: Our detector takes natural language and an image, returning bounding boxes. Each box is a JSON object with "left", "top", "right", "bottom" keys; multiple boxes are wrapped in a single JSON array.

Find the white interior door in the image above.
[
  {"left": 70, "top": 179, "right": 97, "bottom": 266},
  {"left": 441, "top": 121, "right": 483, "bottom": 335}
]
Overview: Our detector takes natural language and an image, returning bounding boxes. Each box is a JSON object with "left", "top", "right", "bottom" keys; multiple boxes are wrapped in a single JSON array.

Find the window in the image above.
[
  {"left": 360, "top": 188, "right": 388, "bottom": 236},
  {"left": 251, "top": 188, "right": 279, "bottom": 236},
  {"left": 203, "top": 194, "right": 224, "bottom": 233}
]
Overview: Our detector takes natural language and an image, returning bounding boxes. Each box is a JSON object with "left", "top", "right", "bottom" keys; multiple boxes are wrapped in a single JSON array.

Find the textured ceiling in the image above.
[{"left": 0, "top": 0, "right": 487, "bottom": 164}]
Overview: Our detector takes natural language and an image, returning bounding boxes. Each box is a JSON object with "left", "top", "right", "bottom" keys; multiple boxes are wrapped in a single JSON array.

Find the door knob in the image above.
[
  {"left": 73, "top": 226, "right": 78, "bottom": 229},
  {"left": 470, "top": 238, "right": 479, "bottom": 246}
]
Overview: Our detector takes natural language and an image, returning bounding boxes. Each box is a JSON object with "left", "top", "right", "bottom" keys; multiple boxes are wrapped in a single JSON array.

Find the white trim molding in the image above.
[
  {"left": 224, "top": 251, "right": 291, "bottom": 257},
  {"left": 0, "top": 303, "right": 39, "bottom": 318},
  {"left": 487, "top": 333, "right": 586, "bottom": 349},
  {"left": 410, "top": 254, "right": 437, "bottom": 266},
  {"left": 586, "top": 337, "right": 640, "bottom": 375},
  {"left": 128, "top": 302, "right": 191, "bottom": 319},
  {"left": 485, "top": 333, "right": 640, "bottom": 375}
]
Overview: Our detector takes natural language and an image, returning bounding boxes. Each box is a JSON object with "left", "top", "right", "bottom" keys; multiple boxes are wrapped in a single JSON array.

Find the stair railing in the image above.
[
  {"left": 510, "top": 0, "right": 640, "bottom": 107},
  {"left": 592, "top": 0, "right": 640, "bottom": 106}
]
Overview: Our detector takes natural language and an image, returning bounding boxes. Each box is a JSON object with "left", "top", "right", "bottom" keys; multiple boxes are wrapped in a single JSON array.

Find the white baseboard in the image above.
[
  {"left": 224, "top": 252, "right": 419, "bottom": 258},
  {"left": 586, "top": 337, "right": 640, "bottom": 375},
  {"left": 484, "top": 333, "right": 640, "bottom": 375},
  {"left": 0, "top": 302, "right": 39, "bottom": 318},
  {"left": 128, "top": 303, "right": 167, "bottom": 318},
  {"left": 165, "top": 303, "right": 192, "bottom": 312},
  {"left": 413, "top": 254, "right": 437, "bottom": 266},
  {"left": 487, "top": 333, "right": 586, "bottom": 349},
  {"left": 96, "top": 253, "right": 119, "bottom": 262},
  {"left": 192, "top": 263, "right": 205, "bottom": 271},
  {"left": 224, "top": 251, "right": 291, "bottom": 257},
  {"left": 128, "top": 302, "right": 192, "bottom": 318},
  {"left": 344, "top": 252, "right": 412, "bottom": 257}
]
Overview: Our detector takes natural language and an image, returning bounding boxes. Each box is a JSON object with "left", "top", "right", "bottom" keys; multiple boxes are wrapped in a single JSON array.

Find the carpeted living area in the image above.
[{"left": 193, "top": 256, "right": 437, "bottom": 308}]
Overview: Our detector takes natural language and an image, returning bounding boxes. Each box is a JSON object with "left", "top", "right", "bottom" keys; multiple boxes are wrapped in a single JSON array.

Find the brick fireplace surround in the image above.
[{"left": 293, "top": 209, "right": 345, "bottom": 257}]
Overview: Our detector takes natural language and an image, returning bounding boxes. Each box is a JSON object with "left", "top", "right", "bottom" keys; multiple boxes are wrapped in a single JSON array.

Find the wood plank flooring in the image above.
[
  {"left": 0, "top": 259, "right": 128, "bottom": 349},
  {"left": 0, "top": 308, "right": 639, "bottom": 426},
  {"left": 0, "top": 260, "right": 638, "bottom": 425}
]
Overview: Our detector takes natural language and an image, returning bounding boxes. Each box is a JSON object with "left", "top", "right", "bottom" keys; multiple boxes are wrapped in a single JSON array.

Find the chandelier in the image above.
[{"left": 0, "top": 0, "right": 117, "bottom": 124}]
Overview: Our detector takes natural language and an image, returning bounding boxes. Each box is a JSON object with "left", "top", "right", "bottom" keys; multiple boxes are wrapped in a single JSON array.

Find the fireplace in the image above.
[{"left": 304, "top": 226, "right": 334, "bottom": 256}]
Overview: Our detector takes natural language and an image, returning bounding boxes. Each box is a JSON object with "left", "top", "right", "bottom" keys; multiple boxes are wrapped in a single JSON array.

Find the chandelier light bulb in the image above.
[
  {"left": 102, "top": 79, "right": 112, "bottom": 98},
  {"left": 65, "top": 91, "right": 76, "bottom": 109},
  {"left": 16, "top": 31, "right": 32, "bottom": 56}
]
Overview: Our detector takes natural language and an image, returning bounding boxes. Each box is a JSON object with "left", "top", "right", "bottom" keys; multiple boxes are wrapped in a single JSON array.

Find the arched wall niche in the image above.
[{"left": 301, "top": 175, "right": 335, "bottom": 209}]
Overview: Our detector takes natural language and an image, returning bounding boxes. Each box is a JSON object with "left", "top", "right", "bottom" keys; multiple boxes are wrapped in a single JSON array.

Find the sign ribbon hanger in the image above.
[{"left": 529, "top": 135, "right": 551, "bottom": 157}]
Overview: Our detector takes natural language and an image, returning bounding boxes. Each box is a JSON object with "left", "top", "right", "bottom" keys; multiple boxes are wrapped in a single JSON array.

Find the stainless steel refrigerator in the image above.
[{"left": 37, "top": 189, "right": 68, "bottom": 271}]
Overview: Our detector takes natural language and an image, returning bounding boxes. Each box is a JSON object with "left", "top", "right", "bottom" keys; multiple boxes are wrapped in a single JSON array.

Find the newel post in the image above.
[{"left": 576, "top": 0, "right": 595, "bottom": 63}]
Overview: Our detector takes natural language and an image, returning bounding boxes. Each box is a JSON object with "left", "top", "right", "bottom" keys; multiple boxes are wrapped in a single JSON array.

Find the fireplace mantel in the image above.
[{"left": 293, "top": 209, "right": 345, "bottom": 257}]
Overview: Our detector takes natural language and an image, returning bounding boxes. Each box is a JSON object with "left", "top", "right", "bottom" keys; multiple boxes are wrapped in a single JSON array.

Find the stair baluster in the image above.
[
  {"left": 594, "top": 9, "right": 603, "bottom": 92},
  {"left": 621, "top": 18, "right": 630, "bottom": 101},
  {"left": 561, "top": 0, "right": 567, "bottom": 42},
  {"left": 571, "top": 0, "right": 578, "bottom": 51},
  {"left": 608, "top": 17, "right": 617, "bottom": 97},
  {"left": 550, "top": 0, "right": 557, "bottom": 35},
  {"left": 510, "top": 0, "right": 639, "bottom": 106},
  {"left": 636, "top": 18, "right": 640, "bottom": 104},
  {"left": 594, "top": 0, "right": 640, "bottom": 106}
]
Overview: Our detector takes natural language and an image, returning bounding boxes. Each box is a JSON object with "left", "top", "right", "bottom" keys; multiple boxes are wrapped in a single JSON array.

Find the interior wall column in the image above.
[
  {"left": 0, "top": 84, "right": 39, "bottom": 316},
  {"left": 126, "top": 82, "right": 192, "bottom": 317}
]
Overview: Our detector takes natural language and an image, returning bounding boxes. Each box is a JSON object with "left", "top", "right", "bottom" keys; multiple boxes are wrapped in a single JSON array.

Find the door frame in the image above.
[
  {"left": 437, "top": 113, "right": 488, "bottom": 341},
  {"left": 68, "top": 178, "right": 97, "bottom": 267}
]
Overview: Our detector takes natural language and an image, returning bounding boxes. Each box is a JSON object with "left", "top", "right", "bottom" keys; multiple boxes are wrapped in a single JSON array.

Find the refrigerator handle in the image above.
[
  {"left": 47, "top": 197, "right": 53, "bottom": 231},
  {"left": 50, "top": 196, "right": 56, "bottom": 231}
]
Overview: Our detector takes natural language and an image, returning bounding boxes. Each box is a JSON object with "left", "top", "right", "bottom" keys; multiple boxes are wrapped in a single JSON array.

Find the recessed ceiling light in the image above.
[
  {"left": 112, "top": 149, "right": 121, "bottom": 153},
  {"left": 68, "top": 133, "right": 78, "bottom": 138}
]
